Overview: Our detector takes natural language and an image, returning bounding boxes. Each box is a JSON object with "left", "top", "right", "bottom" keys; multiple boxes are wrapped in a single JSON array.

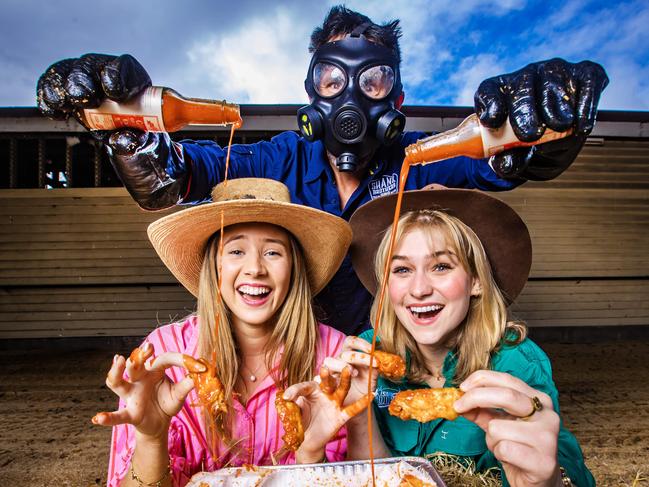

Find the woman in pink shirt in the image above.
[{"left": 92, "top": 178, "right": 365, "bottom": 487}]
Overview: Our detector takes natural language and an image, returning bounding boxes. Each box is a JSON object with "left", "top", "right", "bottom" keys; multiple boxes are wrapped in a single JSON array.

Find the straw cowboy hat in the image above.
[
  {"left": 148, "top": 178, "right": 352, "bottom": 297},
  {"left": 349, "top": 186, "right": 532, "bottom": 303}
]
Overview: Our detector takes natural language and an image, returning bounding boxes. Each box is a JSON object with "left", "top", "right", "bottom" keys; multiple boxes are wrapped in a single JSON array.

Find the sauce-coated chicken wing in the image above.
[{"left": 388, "top": 387, "right": 463, "bottom": 422}]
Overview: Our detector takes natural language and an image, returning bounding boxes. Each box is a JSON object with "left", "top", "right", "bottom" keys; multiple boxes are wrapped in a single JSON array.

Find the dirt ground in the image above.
[{"left": 0, "top": 339, "right": 647, "bottom": 486}]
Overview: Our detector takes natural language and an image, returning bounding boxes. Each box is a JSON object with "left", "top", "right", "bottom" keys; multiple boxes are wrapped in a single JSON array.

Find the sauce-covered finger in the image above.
[
  {"left": 319, "top": 365, "right": 337, "bottom": 395},
  {"left": 283, "top": 381, "right": 317, "bottom": 401},
  {"left": 128, "top": 344, "right": 152, "bottom": 365},
  {"left": 332, "top": 366, "right": 352, "bottom": 405},
  {"left": 105, "top": 354, "right": 131, "bottom": 397},
  {"left": 323, "top": 356, "right": 354, "bottom": 375},
  {"left": 342, "top": 393, "right": 373, "bottom": 419},
  {"left": 146, "top": 351, "right": 205, "bottom": 374},
  {"left": 339, "top": 350, "right": 372, "bottom": 368},
  {"left": 182, "top": 355, "right": 207, "bottom": 373},
  {"left": 91, "top": 408, "right": 133, "bottom": 427},
  {"left": 342, "top": 335, "right": 372, "bottom": 353},
  {"left": 126, "top": 343, "right": 153, "bottom": 381}
]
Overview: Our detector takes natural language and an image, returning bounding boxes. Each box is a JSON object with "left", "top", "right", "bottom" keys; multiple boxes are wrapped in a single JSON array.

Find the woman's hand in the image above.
[
  {"left": 91, "top": 343, "right": 205, "bottom": 441},
  {"left": 323, "top": 336, "right": 379, "bottom": 409},
  {"left": 454, "top": 370, "right": 562, "bottom": 487},
  {"left": 283, "top": 366, "right": 372, "bottom": 463}
]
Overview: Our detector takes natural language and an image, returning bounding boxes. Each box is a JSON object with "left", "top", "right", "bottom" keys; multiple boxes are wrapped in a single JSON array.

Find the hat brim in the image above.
[
  {"left": 349, "top": 189, "right": 532, "bottom": 304},
  {"left": 148, "top": 200, "right": 351, "bottom": 297}
]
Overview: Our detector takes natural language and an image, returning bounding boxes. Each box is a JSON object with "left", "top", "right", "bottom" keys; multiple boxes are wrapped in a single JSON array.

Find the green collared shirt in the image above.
[{"left": 359, "top": 330, "right": 595, "bottom": 486}]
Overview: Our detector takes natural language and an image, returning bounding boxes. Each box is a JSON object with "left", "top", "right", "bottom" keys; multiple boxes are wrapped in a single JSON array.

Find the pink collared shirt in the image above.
[{"left": 107, "top": 316, "right": 347, "bottom": 486}]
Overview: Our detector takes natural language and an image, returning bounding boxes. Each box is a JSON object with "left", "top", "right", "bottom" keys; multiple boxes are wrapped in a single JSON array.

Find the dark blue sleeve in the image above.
[
  {"left": 179, "top": 131, "right": 302, "bottom": 204},
  {"left": 401, "top": 131, "right": 525, "bottom": 192}
]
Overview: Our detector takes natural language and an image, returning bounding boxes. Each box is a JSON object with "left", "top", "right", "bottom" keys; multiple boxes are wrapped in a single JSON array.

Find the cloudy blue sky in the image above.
[{"left": 1, "top": 0, "right": 647, "bottom": 110}]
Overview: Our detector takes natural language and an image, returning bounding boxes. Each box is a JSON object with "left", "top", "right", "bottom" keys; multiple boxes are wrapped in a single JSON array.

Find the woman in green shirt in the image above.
[{"left": 293, "top": 187, "right": 594, "bottom": 486}]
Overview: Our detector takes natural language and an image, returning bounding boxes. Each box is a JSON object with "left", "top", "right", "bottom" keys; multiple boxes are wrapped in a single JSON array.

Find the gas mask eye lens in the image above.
[
  {"left": 313, "top": 62, "right": 347, "bottom": 98},
  {"left": 359, "top": 65, "right": 395, "bottom": 100}
]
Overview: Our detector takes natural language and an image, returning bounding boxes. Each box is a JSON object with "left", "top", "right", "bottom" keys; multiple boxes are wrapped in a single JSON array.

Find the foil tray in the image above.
[{"left": 187, "top": 456, "right": 446, "bottom": 486}]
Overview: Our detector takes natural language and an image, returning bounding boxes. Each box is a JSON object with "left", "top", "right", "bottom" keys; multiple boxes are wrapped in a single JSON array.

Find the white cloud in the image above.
[
  {"left": 449, "top": 54, "right": 506, "bottom": 106},
  {"left": 180, "top": 7, "right": 314, "bottom": 103},
  {"left": 543, "top": 0, "right": 590, "bottom": 28},
  {"left": 599, "top": 59, "right": 649, "bottom": 111}
]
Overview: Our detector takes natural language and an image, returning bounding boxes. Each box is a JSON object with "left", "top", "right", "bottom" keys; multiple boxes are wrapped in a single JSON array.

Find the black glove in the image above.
[
  {"left": 37, "top": 54, "right": 187, "bottom": 209},
  {"left": 106, "top": 130, "right": 189, "bottom": 210},
  {"left": 37, "top": 53, "right": 151, "bottom": 126},
  {"left": 474, "top": 58, "right": 609, "bottom": 180}
]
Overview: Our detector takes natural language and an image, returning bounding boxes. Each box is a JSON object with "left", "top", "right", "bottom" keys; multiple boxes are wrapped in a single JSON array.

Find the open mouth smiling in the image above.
[
  {"left": 408, "top": 304, "right": 443, "bottom": 320},
  {"left": 237, "top": 284, "right": 271, "bottom": 302}
]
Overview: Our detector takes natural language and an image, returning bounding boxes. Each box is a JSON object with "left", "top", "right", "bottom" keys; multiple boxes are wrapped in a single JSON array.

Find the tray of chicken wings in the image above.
[{"left": 186, "top": 456, "right": 445, "bottom": 486}]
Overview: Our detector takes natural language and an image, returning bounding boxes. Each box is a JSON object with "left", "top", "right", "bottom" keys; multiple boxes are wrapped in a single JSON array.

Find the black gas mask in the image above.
[{"left": 297, "top": 27, "right": 406, "bottom": 172}]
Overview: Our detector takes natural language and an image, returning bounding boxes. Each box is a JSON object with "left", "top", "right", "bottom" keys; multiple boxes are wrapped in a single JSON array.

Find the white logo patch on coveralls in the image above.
[
  {"left": 369, "top": 174, "right": 398, "bottom": 200},
  {"left": 375, "top": 387, "right": 399, "bottom": 408}
]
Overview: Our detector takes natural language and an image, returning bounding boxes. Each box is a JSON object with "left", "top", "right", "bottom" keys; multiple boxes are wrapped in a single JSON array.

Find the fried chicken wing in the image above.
[
  {"left": 373, "top": 350, "right": 406, "bottom": 381},
  {"left": 275, "top": 391, "right": 304, "bottom": 452},
  {"left": 187, "top": 352, "right": 227, "bottom": 417},
  {"left": 388, "top": 387, "right": 463, "bottom": 422}
]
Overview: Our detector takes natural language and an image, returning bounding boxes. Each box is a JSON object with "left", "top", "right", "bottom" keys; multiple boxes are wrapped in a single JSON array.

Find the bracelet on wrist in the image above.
[{"left": 130, "top": 459, "right": 171, "bottom": 487}]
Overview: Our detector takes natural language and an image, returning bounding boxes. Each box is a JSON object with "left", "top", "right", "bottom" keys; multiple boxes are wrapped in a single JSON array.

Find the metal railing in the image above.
[{"left": 0, "top": 130, "right": 279, "bottom": 189}]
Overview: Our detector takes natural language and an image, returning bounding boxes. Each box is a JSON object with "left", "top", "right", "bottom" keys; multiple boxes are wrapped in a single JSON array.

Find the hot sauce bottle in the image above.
[
  {"left": 404, "top": 113, "right": 572, "bottom": 165},
  {"left": 76, "top": 86, "right": 242, "bottom": 133}
]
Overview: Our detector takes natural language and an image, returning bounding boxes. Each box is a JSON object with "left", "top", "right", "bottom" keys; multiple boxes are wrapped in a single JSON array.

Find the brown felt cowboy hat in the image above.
[
  {"left": 148, "top": 178, "right": 351, "bottom": 297},
  {"left": 349, "top": 186, "right": 532, "bottom": 303}
]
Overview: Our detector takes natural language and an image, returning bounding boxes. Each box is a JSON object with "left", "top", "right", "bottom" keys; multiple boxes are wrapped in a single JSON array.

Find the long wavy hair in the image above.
[
  {"left": 195, "top": 226, "right": 319, "bottom": 452},
  {"left": 370, "top": 209, "right": 526, "bottom": 385}
]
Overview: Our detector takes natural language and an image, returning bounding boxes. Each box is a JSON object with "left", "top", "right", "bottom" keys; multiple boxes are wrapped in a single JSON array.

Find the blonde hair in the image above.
[
  {"left": 195, "top": 227, "right": 319, "bottom": 451},
  {"left": 370, "top": 209, "right": 526, "bottom": 385}
]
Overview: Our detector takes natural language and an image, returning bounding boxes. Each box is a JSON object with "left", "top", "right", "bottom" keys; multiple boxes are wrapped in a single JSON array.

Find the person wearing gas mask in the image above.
[{"left": 36, "top": 6, "right": 609, "bottom": 337}]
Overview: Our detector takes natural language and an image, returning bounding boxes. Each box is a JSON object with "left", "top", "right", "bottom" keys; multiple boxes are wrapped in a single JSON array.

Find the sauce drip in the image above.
[
  {"left": 367, "top": 162, "right": 410, "bottom": 484},
  {"left": 218, "top": 123, "right": 237, "bottom": 287},
  {"left": 224, "top": 123, "right": 236, "bottom": 183},
  {"left": 193, "top": 120, "right": 239, "bottom": 458}
]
